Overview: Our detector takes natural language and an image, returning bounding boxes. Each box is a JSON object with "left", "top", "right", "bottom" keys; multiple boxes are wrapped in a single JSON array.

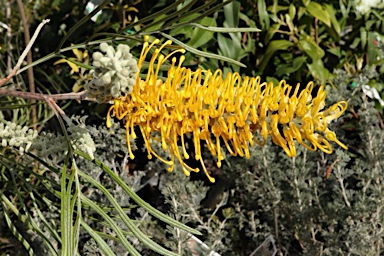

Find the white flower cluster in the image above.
[
  {"left": 356, "top": 0, "right": 384, "bottom": 13},
  {"left": 84, "top": 42, "right": 138, "bottom": 102},
  {"left": 32, "top": 122, "right": 96, "bottom": 160},
  {"left": 0, "top": 121, "right": 38, "bottom": 153}
]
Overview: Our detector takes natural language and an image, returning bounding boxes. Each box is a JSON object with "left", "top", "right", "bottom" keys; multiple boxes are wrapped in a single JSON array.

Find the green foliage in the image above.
[{"left": 240, "top": 0, "right": 384, "bottom": 85}]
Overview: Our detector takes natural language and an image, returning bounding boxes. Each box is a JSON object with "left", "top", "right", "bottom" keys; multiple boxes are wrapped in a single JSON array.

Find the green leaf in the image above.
[
  {"left": 81, "top": 194, "right": 140, "bottom": 255},
  {"left": 1, "top": 196, "right": 34, "bottom": 256},
  {"left": 187, "top": 23, "right": 261, "bottom": 33},
  {"left": 258, "top": 40, "right": 294, "bottom": 72},
  {"left": 360, "top": 28, "right": 367, "bottom": 49},
  {"left": 266, "top": 76, "right": 280, "bottom": 86},
  {"left": 307, "top": 59, "right": 329, "bottom": 84},
  {"left": 55, "top": 0, "right": 111, "bottom": 52},
  {"left": 306, "top": 2, "right": 331, "bottom": 27},
  {"left": 298, "top": 35, "right": 324, "bottom": 60},
  {"left": 218, "top": 33, "right": 238, "bottom": 60},
  {"left": 238, "top": 12, "right": 258, "bottom": 30},
  {"left": 327, "top": 47, "right": 341, "bottom": 58},
  {"left": 267, "top": 4, "right": 289, "bottom": 14},
  {"left": 75, "top": 149, "right": 202, "bottom": 236},
  {"left": 187, "top": 17, "right": 217, "bottom": 49},
  {"left": 257, "top": 0, "right": 270, "bottom": 29},
  {"left": 324, "top": 4, "right": 341, "bottom": 37},
  {"left": 264, "top": 23, "right": 280, "bottom": 44},
  {"left": 121, "top": 0, "right": 185, "bottom": 33},
  {"left": 367, "top": 31, "right": 378, "bottom": 64},
  {"left": 224, "top": 0, "right": 240, "bottom": 27},
  {"left": 161, "top": 32, "right": 246, "bottom": 67},
  {"left": 169, "top": 14, "right": 200, "bottom": 36},
  {"left": 289, "top": 4, "right": 296, "bottom": 20},
  {"left": 140, "top": 0, "right": 199, "bottom": 32},
  {"left": 81, "top": 221, "right": 116, "bottom": 256},
  {"left": 301, "top": 0, "right": 311, "bottom": 7},
  {"left": 78, "top": 169, "right": 179, "bottom": 256},
  {"left": 275, "top": 56, "right": 306, "bottom": 76}
]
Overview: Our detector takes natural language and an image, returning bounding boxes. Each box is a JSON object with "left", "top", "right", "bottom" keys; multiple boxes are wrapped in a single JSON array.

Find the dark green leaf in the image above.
[
  {"left": 298, "top": 35, "right": 324, "bottom": 60},
  {"left": 258, "top": 40, "right": 294, "bottom": 72},
  {"left": 224, "top": 0, "right": 240, "bottom": 27},
  {"left": 307, "top": 59, "right": 329, "bottom": 84},
  {"left": 257, "top": 0, "right": 270, "bottom": 29},
  {"left": 275, "top": 56, "right": 306, "bottom": 76},
  {"left": 306, "top": 2, "right": 331, "bottom": 27},
  {"left": 188, "top": 17, "right": 217, "bottom": 48}
]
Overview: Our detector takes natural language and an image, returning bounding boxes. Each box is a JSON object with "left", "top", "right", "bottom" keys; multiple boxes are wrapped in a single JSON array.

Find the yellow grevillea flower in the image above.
[{"left": 106, "top": 36, "right": 348, "bottom": 183}]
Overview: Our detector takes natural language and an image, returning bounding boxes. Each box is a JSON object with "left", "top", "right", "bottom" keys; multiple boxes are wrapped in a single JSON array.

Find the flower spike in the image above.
[{"left": 107, "top": 37, "right": 348, "bottom": 183}]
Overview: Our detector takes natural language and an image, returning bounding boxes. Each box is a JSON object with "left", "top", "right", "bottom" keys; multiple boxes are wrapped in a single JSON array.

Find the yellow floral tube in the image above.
[{"left": 107, "top": 36, "right": 348, "bottom": 183}]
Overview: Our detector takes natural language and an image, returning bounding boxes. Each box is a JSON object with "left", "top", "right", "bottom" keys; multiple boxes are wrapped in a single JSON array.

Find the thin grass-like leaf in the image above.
[
  {"left": 17, "top": 39, "right": 110, "bottom": 75},
  {"left": 71, "top": 161, "right": 82, "bottom": 256},
  {"left": 84, "top": 32, "right": 139, "bottom": 45},
  {"left": 139, "top": 0, "right": 199, "bottom": 33},
  {"left": 55, "top": 56, "right": 94, "bottom": 70},
  {"left": 30, "top": 193, "right": 61, "bottom": 245},
  {"left": 162, "top": 0, "right": 221, "bottom": 29},
  {"left": 55, "top": 0, "right": 111, "bottom": 52},
  {"left": 81, "top": 194, "right": 141, "bottom": 255},
  {"left": 75, "top": 150, "right": 202, "bottom": 236},
  {"left": 81, "top": 220, "right": 116, "bottom": 256},
  {"left": 185, "top": 23, "right": 261, "bottom": 32},
  {"left": 78, "top": 169, "right": 179, "bottom": 256},
  {"left": 2, "top": 193, "right": 59, "bottom": 255},
  {"left": 1, "top": 201, "right": 34, "bottom": 256},
  {"left": 60, "top": 152, "right": 72, "bottom": 256},
  {"left": 120, "top": 0, "right": 185, "bottom": 34},
  {"left": 0, "top": 160, "right": 59, "bottom": 256},
  {"left": 164, "top": 0, "right": 234, "bottom": 31},
  {"left": 160, "top": 32, "right": 247, "bottom": 67}
]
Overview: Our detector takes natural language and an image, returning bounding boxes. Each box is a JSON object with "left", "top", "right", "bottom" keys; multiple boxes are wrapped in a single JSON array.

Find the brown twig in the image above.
[
  {"left": 6, "top": 0, "right": 13, "bottom": 74},
  {"left": 16, "top": 0, "right": 38, "bottom": 129},
  {"left": 0, "top": 19, "right": 49, "bottom": 87},
  {"left": 0, "top": 89, "right": 87, "bottom": 101}
]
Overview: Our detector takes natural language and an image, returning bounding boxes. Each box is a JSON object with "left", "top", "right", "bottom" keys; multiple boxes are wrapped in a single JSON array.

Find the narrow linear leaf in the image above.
[
  {"left": 75, "top": 149, "right": 202, "bottom": 236},
  {"left": 55, "top": 0, "right": 111, "bottom": 51},
  {"left": 2, "top": 205, "right": 34, "bottom": 256},
  {"left": 140, "top": 0, "right": 199, "bottom": 32},
  {"left": 71, "top": 161, "right": 82, "bottom": 256},
  {"left": 55, "top": 57, "right": 94, "bottom": 71},
  {"left": 164, "top": 0, "right": 233, "bottom": 32},
  {"left": 81, "top": 220, "right": 116, "bottom": 256},
  {"left": 81, "top": 194, "right": 141, "bottom": 256},
  {"left": 78, "top": 170, "right": 179, "bottom": 256},
  {"left": 0, "top": 163, "right": 59, "bottom": 256},
  {"left": 120, "top": 0, "right": 185, "bottom": 33},
  {"left": 187, "top": 17, "right": 217, "bottom": 49},
  {"left": 60, "top": 152, "right": 72, "bottom": 256},
  {"left": 187, "top": 23, "right": 261, "bottom": 32},
  {"left": 30, "top": 193, "right": 61, "bottom": 245},
  {"left": 160, "top": 32, "right": 246, "bottom": 67}
]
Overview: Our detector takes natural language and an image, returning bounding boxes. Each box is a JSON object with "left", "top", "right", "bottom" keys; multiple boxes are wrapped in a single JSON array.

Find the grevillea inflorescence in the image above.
[{"left": 106, "top": 36, "right": 348, "bottom": 182}]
